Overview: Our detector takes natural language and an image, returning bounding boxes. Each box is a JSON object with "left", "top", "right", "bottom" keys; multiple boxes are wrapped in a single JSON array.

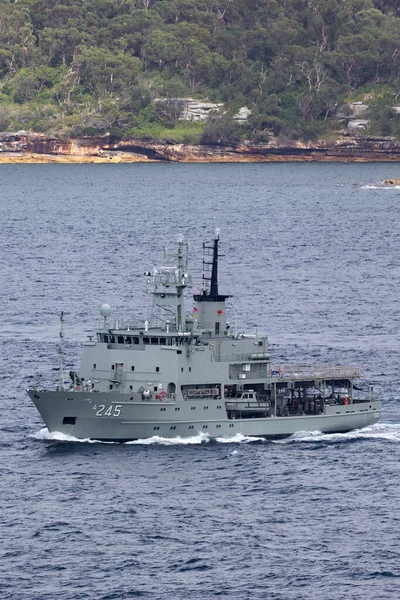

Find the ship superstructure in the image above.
[{"left": 27, "top": 232, "right": 381, "bottom": 441}]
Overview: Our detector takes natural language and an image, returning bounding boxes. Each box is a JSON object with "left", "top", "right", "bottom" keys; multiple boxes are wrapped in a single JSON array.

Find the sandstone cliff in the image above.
[{"left": 1, "top": 132, "right": 400, "bottom": 163}]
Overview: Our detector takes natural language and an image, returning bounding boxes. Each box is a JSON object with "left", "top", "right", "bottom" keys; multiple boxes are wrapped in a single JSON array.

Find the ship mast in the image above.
[
  {"left": 203, "top": 227, "right": 220, "bottom": 298},
  {"left": 149, "top": 236, "right": 191, "bottom": 331},
  {"left": 193, "top": 228, "right": 232, "bottom": 335},
  {"left": 175, "top": 237, "right": 186, "bottom": 331},
  {"left": 59, "top": 311, "right": 65, "bottom": 390}
]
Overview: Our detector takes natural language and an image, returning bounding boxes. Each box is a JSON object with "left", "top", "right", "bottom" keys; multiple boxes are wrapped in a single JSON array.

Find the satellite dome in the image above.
[{"left": 100, "top": 303, "right": 112, "bottom": 317}]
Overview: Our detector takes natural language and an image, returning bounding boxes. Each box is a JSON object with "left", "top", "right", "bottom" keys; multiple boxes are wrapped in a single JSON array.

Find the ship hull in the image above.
[{"left": 27, "top": 390, "right": 381, "bottom": 442}]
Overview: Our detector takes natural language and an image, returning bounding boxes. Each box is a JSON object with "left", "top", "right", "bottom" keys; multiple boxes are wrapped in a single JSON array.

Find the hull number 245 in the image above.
[{"left": 93, "top": 405, "right": 122, "bottom": 417}]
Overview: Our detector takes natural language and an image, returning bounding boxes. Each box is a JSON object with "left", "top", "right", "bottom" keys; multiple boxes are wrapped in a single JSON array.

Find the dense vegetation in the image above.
[{"left": 0, "top": 0, "right": 399, "bottom": 142}]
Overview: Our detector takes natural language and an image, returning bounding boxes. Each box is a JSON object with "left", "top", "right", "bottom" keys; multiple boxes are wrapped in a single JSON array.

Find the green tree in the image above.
[
  {"left": 200, "top": 114, "right": 241, "bottom": 145},
  {"left": 74, "top": 47, "right": 142, "bottom": 97}
]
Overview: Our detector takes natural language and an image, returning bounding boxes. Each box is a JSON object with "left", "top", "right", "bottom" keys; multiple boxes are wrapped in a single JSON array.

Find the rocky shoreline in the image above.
[{"left": 1, "top": 132, "right": 400, "bottom": 163}]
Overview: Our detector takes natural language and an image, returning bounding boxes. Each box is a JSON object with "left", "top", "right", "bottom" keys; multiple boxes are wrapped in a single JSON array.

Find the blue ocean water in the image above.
[{"left": 0, "top": 163, "right": 399, "bottom": 600}]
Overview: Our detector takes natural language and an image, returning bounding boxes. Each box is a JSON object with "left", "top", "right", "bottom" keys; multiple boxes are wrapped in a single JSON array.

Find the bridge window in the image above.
[
  {"left": 133, "top": 337, "right": 139, "bottom": 345},
  {"left": 156, "top": 367, "right": 160, "bottom": 372},
  {"left": 151, "top": 337, "right": 158, "bottom": 345},
  {"left": 118, "top": 336, "right": 124, "bottom": 344},
  {"left": 160, "top": 338, "right": 167, "bottom": 345},
  {"left": 126, "top": 336, "right": 132, "bottom": 344},
  {"left": 104, "top": 335, "right": 109, "bottom": 343},
  {"left": 143, "top": 337, "right": 149, "bottom": 345}
]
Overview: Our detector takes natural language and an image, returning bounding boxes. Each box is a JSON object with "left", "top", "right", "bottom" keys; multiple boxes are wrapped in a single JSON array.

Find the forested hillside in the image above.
[{"left": 0, "top": 0, "right": 399, "bottom": 142}]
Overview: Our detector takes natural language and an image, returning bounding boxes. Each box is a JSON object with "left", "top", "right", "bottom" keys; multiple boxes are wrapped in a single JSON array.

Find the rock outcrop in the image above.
[
  {"left": 1, "top": 131, "right": 400, "bottom": 163},
  {"left": 335, "top": 102, "right": 370, "bottom": 131},
  {"left": 153, "top": 98, "right": 224, "bottom": 121},
  {"left": 233, "top": 106, "right": 251, "bottom": 123}
]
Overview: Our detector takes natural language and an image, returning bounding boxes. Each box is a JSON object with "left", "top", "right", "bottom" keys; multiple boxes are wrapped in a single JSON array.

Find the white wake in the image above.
[
  {"left": 361, "top": 184, "right": 400, "bottom": 190},
  {"left": 32, "top": 423, "right": 400, "bottom": 445},
  {"left": 275, "top": 422, "right": 400, "bottom": 444}
]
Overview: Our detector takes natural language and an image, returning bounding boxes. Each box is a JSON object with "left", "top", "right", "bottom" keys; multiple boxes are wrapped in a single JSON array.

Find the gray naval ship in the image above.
[{"left": 27, "top": 232, "right": 381, "bottom": 441}]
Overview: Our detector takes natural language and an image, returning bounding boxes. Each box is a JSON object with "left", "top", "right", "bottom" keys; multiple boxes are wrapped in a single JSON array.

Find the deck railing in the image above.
[{"left": 268, "top": 364, "right": 361, "bottom": 380}]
